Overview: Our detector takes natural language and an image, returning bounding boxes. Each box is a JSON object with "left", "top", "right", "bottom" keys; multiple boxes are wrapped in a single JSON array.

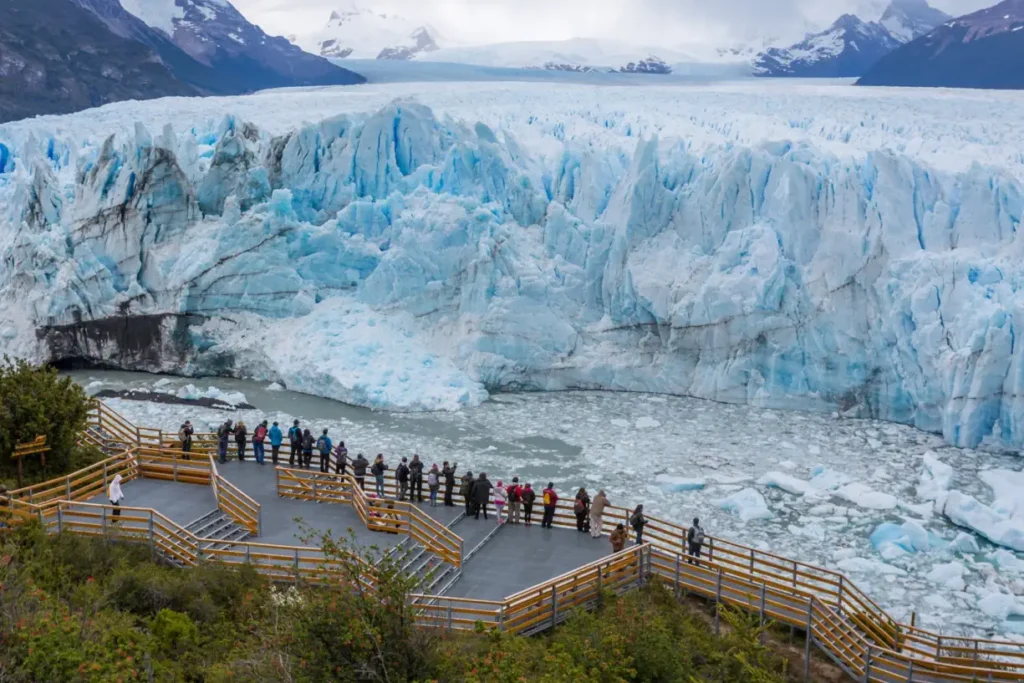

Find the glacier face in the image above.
[{"left": 1, "top": 81, "right": 1024, "bottom": 449}]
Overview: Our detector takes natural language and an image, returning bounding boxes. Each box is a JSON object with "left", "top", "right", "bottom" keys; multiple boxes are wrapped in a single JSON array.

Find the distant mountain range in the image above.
[
  {"left": 858, "top": 0, "right": 1024, "bottom": 88},
  {"left": 296, "top": 2, "right": 445, "bottom": 60},
  {"left": 754, "top": 0, "right": 950, "bottom": 77},
  {"left": 0, "top": 0, "right": 364, "bottom": 123}
]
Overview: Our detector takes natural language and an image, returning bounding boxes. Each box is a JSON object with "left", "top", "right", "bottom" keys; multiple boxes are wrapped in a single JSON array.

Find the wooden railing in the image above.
[
  {"left": 209, "top": 456, "right": 261, "bottom": 535},
  {"left": 132, "top": 446, "right": 212, "bottom": 484},
  {"left": 276, "top": 466, "right": 463, "bottom": 568},
  {"left": 6, "top": 453, "right": 139, "bottom": 510}
]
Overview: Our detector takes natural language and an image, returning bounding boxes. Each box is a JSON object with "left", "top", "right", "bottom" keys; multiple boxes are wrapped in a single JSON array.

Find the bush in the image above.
[{"left": 0, "top": 358, "right": 93, "bottom": 484}]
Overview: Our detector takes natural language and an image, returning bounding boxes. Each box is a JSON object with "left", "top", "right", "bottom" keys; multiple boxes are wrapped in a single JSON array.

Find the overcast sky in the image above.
[{"left": 235, "top": 0, "right": 993, "bottom": 47}]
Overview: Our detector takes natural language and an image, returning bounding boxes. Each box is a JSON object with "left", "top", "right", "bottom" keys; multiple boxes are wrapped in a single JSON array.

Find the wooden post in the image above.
[
  {"left": 750, "top": 548, "right": 755, "bottom": 574},
  {"left": 708, "top": 536, "right": 714, "bottom": 563},
  {"left": 148, "top": 514, "right": 155, "bottom": 560},
  {"left": 103, "top": 462, "right": 108, "bottom": 490},
  {"left": 838, "top": 575, "right": 844, "bottom": 614},
  {"left": 446, "top": 601, "right": 453, "bottom": 631},
  {"left": 793, "top": 561, "right": 798, "bottom": 587},
  {"left": 804, "top": 598, "right": 813, "bottom": 682},
  {"left": 906, "top": 658, "right": 914, "bottom": 682},
  {"left": 714, "top": 568, "right": 723, "bottom": 635},
  {"left": 936, "top": 636, "right": 942, "bottom": 660},
  {"left": 759, "top": 582, "right": 767, "bottom": 643},
  {"left": 551, "top": 585, "right": 558, "bottom": 629},
  {"left": 674, "top": 553, "right": 681, "bottom": 599},
  {"left": 65, "top": 478, "right": 71, "bottom": 500},
  {"left": 56, "top": 506, "right": 63, "bottom": 533},
  {"left": 102, "top": 505, "right": 107, "bottom": 532},
  {"left": 293, "top": 549, "right": 300, "bottom": 583},
  {"left": 863, "top": 646, "right": 872, "bottom": 682},
  {"left": 499, "top": 604, "right": 505, "bottom": 631},
  {"left": 245, "top": 543, "right": 251, "bottom": 565}
]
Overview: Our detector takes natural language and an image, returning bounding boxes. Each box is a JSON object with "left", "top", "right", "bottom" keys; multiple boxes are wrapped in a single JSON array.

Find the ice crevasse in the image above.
[{"left": 1, "top": 95, "right": 1024, "bottom": 450}]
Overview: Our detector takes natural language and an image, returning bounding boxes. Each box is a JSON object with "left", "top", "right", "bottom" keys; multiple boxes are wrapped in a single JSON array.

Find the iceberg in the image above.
[
  {"left": 938, "top": 491, "right": 1024, "bottom": 552},
  {"left": 654, "top": 474, "right": 707, "bottom": 492},
  {"left": 870, "top": 519, "right": 931, "bottom": 558},
  {"left": 917, "top": 451, "right": 953, "bottom": 501},
  {"left": 757, "top": 471, "right": 811, "bottom": 496},
  {"left": 717, "top": 487, "right": 774, "bottom": 522},
  {"left": 835, "top": 482, "right": 899, "bottom": 510},
  {"left": 1, "top": 81, "right": 1024, "bottom": 450}
]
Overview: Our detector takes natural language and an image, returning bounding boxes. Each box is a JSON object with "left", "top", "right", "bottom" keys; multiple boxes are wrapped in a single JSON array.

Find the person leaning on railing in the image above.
[{"left": 590, "top": 490, "right": 609, "bottom": 538}]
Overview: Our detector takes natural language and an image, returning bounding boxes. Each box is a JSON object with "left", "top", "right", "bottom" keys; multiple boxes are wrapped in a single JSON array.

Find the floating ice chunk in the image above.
[
  {"left": 918, "top": 451, "right": 953, "bottom": 501},
  {"left": 926, "top": 562, "right": 967, "bottom": 591},
  {"left": 939, "top": 491, "right": 1024, "bottom": 552},
  {"left": 655, "top": 474, "right": 707, "bottom": 492},
  {"left": 832, "top": 548, "right": 858, "bottom": 561},
  {"left": 835, "top": 482, "right": 898, "bottom": 510},
  {"left": 778, "top": 460, "right": 797, "bottom": 470},
  {"left": 836, "top": 557, "right": 907, "bottom": 576},
  {"left": 174, "top": 384, "right": 249, "bottom": 407},
  {"left": 980, "top": 469, "right": 1024, "bottom": 518},
  {"left": 610, "top": 419, "right": 630, "bottom": 428},
  {"left": 978, "top": 592, "right": 1024, "bottom": 621},
  {"left": 953, "top": 532, "right": 981, "bottom": 554},
  {"left": 806, "top": 466, "right": 851, "bottom": 493},
  {"left": 154, "top": 378, "right": 173, "bottom": 388},
  {"left": 870, "top": 520, "right": 931, "bottom": 557},
  {"left": 635, "top": 416, "right": 661, "bottom": 429},
  {"left": 757, "top": 471, "right": 810, "bottom": 495},
  {"left": 267, "top": 382, "right": 285, "bottom": 391},
  {"left": 717, "top": 487, "right": 774, "bottom": 522},
  {"left": 991, "top": 549, "right": 1024, "bottom": 573}
]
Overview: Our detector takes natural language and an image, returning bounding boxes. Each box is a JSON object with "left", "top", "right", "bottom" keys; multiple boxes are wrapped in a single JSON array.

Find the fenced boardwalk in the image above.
[{"left": 4, "top": 400, "right": 1024, "bottom": 682}]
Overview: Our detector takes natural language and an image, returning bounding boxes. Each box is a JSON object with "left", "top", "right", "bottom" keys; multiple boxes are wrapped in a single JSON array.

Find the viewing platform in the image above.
[{"left": 4, "top": 401, "right": 1024, "bottom": 682}]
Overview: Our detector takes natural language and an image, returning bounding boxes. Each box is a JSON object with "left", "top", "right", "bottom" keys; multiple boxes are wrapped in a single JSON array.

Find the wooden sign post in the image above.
[{"left": 12, "top": 436, "right": 49, "bottom": 489}]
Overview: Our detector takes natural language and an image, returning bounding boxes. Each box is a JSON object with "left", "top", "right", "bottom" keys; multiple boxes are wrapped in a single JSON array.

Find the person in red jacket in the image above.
[{"left": 541, "top": 482, "right": 559, "bottom": 529}]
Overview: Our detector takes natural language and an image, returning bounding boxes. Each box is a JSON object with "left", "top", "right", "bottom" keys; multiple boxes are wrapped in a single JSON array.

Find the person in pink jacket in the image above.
[{"left": 493, "top": 480, "right": 507, "bottom": 525}]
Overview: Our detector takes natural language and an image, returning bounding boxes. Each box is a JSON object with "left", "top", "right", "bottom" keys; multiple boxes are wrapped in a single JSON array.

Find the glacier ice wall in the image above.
[{"left": 1, "top": 94, "right": 1024, "bottom": 449}]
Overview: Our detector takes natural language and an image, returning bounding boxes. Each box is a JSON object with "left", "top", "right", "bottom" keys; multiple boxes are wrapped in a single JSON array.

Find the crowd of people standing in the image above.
[{"left": 186, "top": 417, "right": 707, "bottom": 560}]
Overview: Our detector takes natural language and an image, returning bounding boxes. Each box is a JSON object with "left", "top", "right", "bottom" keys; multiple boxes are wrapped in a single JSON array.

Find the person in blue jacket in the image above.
[
  {"left": 268, "top": 421, "right": 283, "bottom": 465},
  {"left": 316, "top": 429, "right": 333, "bottom": 474}
]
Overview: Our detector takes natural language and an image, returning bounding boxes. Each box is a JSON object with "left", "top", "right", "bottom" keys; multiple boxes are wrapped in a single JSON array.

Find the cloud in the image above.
[{"left": 234, "top": 0, "right": 996, "bottom": 47}]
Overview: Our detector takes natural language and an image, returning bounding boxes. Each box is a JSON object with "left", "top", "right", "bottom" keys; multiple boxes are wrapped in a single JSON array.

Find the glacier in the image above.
[{"left": 2, "top": 80, "right": 1024, "bottom": 449}]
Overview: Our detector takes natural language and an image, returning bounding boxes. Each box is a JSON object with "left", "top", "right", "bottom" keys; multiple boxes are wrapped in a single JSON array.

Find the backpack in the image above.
[
  {"left": 316, "top": 436, "right": 327, "bottom": 453},
  {"left": 693, "top": 526, "right": 705, "bottom": 545},
  {"left": 303, "top": 434, "right": 314, "bottom": 450},
  {"left": 289, "top": 427, "right": 300, "bottom": 442},
  {"left": 507, "top": 485, "right": 520, "bottom": 503},
  {"left": 574, "top": 498, "right": 586, "bottom": 513},
  {"left": 254, "top": 426, "right": 267, "bottom": 442},
  {"left": 630, "top": 512, "right": 645, "bottom": 529},
  {"left": 428, "top": 472, "right": 439, "bottom": 486},
  {"left": 543, "top": 490, "right": 552, "bottom": 506}
]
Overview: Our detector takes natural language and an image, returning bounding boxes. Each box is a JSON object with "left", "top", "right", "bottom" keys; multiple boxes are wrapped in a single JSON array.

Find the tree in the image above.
[{"left": 0, "top": 358, "right": 92, "bottom": 482}]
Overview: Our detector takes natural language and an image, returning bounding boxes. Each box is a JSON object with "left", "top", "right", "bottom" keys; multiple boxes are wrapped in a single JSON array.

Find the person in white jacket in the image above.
[
  {"left": 493, "top": 481, "right": 507, "bottom": 525},
  {"left": 108, "top": 474, "right": 125, "bottom": 521}
]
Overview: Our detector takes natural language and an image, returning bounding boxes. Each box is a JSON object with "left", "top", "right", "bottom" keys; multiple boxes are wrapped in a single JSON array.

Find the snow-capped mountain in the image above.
[
  {"left": 880, "top": 0, "right": 952, "bottom": 41},
  {"left": 418, "top": 38, "right": 692, "bottom": 74},
  {"left": 754, "top": 0, "right": 949, "bottom": 77},
  {"left": 859, "top": 0, "right": 1024, "bottom": 88},
  {"left": 114, "top": 0, "right": 364, "bottom": 89},
  {"left": 297, "top": 3, "right": 443, "bottom": 60}
]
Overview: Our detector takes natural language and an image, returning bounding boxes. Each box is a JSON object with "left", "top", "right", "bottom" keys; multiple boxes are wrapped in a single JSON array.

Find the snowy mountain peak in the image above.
[
  {"left": 297, "top": 5, "right": 443, "bottom": 60},
  {"left": 880, "top": 0, "right": 951, "bottom": 41}
]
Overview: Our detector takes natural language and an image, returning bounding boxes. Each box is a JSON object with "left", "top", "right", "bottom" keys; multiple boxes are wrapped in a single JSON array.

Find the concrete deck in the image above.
[{"left": 104, "top": 462, "right": 617, "bottom": 601}]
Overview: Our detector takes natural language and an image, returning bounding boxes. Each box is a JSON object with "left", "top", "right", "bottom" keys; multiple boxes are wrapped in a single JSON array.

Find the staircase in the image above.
[
  {"left": 381, "top": 538, "right": 458, "bottom": 594},
  {"left": 184, "top": 510, "right": 250, "bottom": 556}
]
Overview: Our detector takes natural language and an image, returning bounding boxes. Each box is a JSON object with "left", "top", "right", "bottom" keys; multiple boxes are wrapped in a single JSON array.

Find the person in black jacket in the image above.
[
  {"left": 408, "top": 455, "right": 424, "bottom": 503},
  {"left": 574, "top": 488, "right": 591, "bottom": 533},
  {"left": 395, "top": 457, "right": 410, "bottom": 501},
  {"left": 441, "top": 461, "right": 458, "bottom": 507},
  {"left": 630, "top": 504, "right": 648, "bottom": 545},
  {"left": 335, "top": 441, "right": 349, "bottom": 475},
  {"left": 301, "top": 429, "right": 314, "bottom": 468},
  {"left": 234, "top": 422, "right": 248, "bottom": 461},
  {"left": 687, "top": 517, "right": 705, "bottom": 565},
  {"left": 471, "top": 473, "right": 493, "bottom": 520},
  {"left": 371, "top": 454, "right": 388, "bottom": 497},
  {"left": 352, "top": 453, "right": 369, "bottom": 490},
  {"left": 287, "top": 420, "right": 301, "bottom": 467},
  {"left": 459, "top": 471, "right": 474, "bottom": 515}
]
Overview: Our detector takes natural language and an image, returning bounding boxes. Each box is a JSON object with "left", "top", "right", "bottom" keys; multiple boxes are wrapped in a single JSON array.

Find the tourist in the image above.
[
  {"left": 269, "top": 421, "right": 283, "bottom": 465},
  {"left": 459, "top": 470, "right": 474, "bottom": 514},
  {"left": 217, "top": 420, "right": 232, "bottom": 464},
  {"left": 442, "top": 460, "right": 458, "bottom": 507},
  {"left": 541, "top": 482, "right": 559, "bottom": 529},
  {"left": 427, "top": 464, "right": 441, "bottom": 506},
  {"left": 108, "top": 473, "right": 125, "bottom": 522},
  {"left": 396, "top": 457, "right": 410, "bottom": 501},
  {"left": 471, "top": 472, "right": 493, "bottom": 520},
  {"left": 630, "top": 504, "right": 648, "bottom": 545},
  {"left": 574, "top": 487, "right": 591, "bottom": 532},
  {"left": 372, "top": 454, "right": 388, "bottom": 497},
  {"left": 178, "top": 421, "right": 194, "bottom": 456},
  {"left": 687, "top": 517, "right": 705, "bottom": 566},
  {"left": 493, "top": 480, "right": 507, "bottom": 525},
  {"left": 409, "top": 454, "right": 424, "bottom": 503},
  {"left": 316, "top": 429, "right": 333, "bottom": 473},
  {"left": 288, "top": 420, "right": 301, "bottom": 467},
  {"left": 301, "top": 429, "right": 314, "bottom": 469},
  {"left": 252, "top": 420, "right": 268, "bottom": 465},
  {"left": 335, "top": 441, "right": 349, "bottom": 475},
  {"left": 521, "top": 482, "right": 536, "bottom": 526},
  {"left": 352, "top": 453, "right": 369, "bottom": 490},
  {"left": 506, "top": 477, "right": 522, "bottom": 524},
  {"left": 590, "top": 489, "right": 608, "bottom": 538},
  {"left": 610, "top": 523, "right": 627, "bottom": 552},
  {"left": 234, "top": 421, "right": 248, "bottom": 461}
]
